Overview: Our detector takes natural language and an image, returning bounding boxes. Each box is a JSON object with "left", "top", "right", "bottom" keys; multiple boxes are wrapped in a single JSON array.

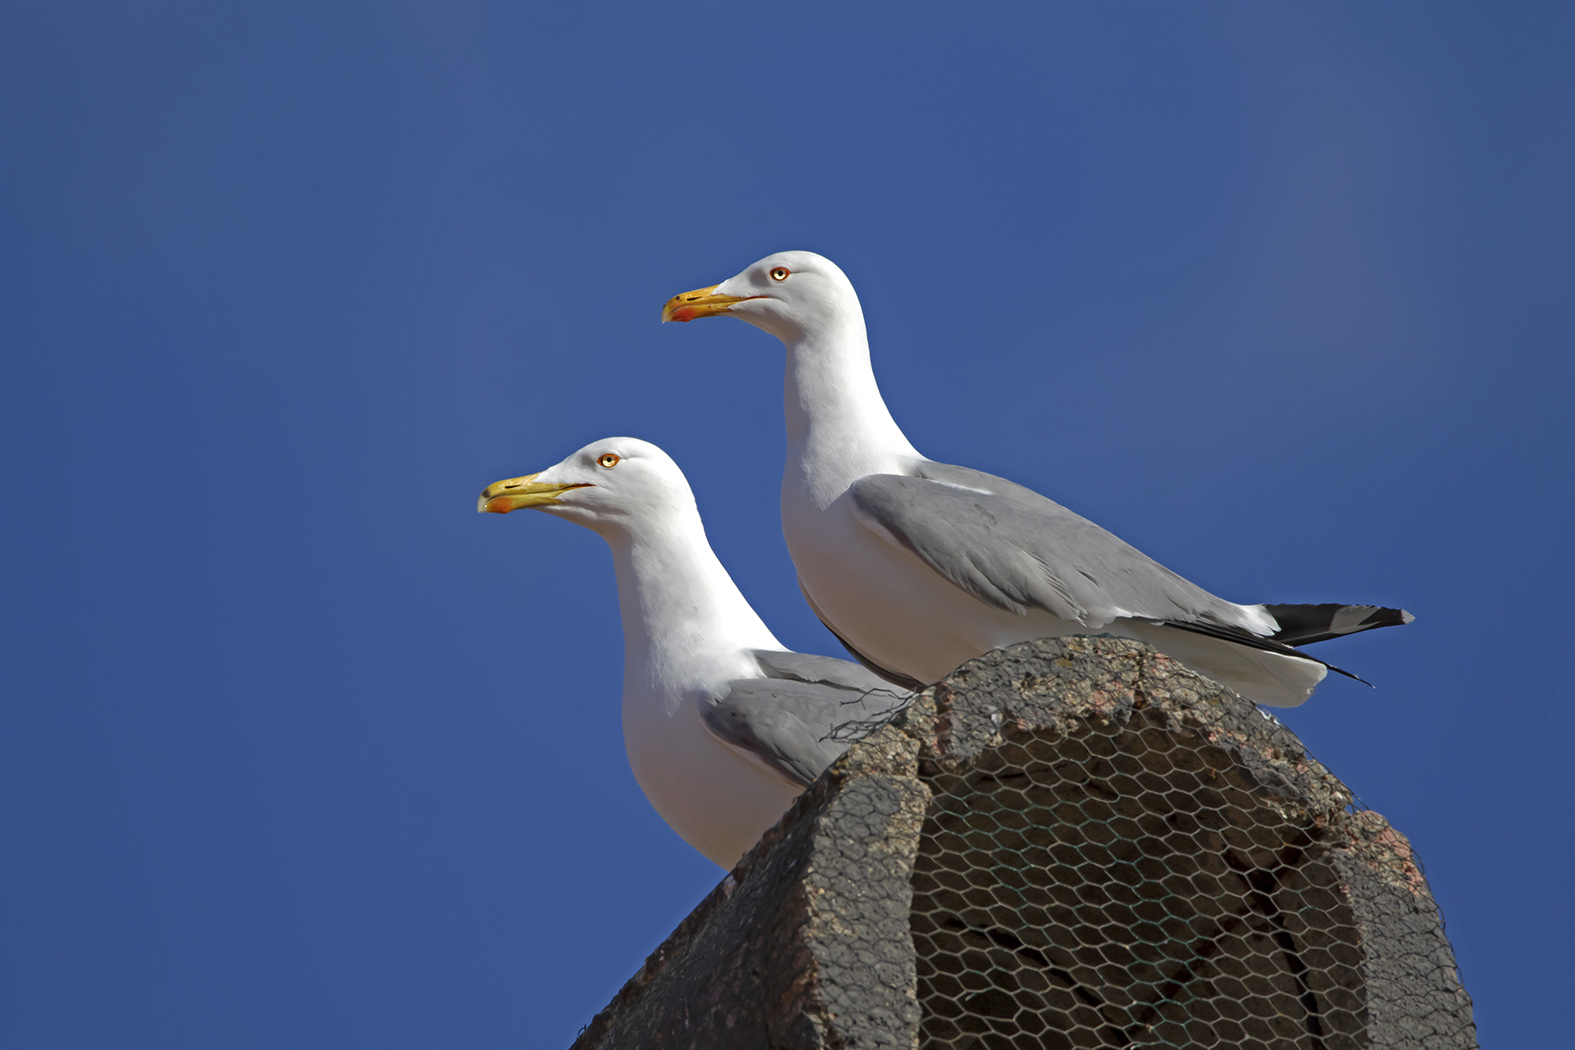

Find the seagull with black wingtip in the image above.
[{"left": 663, "top": 251, "right": 1412, "bottom": 708}]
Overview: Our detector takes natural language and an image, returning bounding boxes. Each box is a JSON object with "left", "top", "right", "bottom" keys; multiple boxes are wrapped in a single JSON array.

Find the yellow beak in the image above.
[
  {"left": 476, "top": 472, "right": 591, "bottom": 514},
  {"left": 661, "top": 283, "right": 756, "bottom": 323}
]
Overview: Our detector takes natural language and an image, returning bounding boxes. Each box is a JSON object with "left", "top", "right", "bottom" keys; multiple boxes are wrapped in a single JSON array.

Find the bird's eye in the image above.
[
  {"left": 769, "top": 266, "right": 790, "bottom": 282},
  {"left": 597, "top": 453, "right": 620, "bottom": 468}
]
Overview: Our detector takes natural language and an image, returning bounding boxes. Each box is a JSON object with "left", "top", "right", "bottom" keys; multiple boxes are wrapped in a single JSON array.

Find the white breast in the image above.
[{"left": 620, "top": 682, "right": 803, "bottom": 869}]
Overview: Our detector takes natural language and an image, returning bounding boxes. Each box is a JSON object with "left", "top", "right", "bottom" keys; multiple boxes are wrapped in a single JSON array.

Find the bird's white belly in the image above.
[
  {"left": 786, "top": 498, "right": 1085, "bottom": 684},
  {"left": 621, "top": 692, "right": 802, "bottom": 869}
]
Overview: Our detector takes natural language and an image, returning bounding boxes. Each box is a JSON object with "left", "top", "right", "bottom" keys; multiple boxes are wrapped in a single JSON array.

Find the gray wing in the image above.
[
  {"left": 749, "top": 648, "right": 896, "bottom": 691},
  {"left": 849, "top": 460, "right": 1264, "bottom": 633},
  {"left": 701, "top": 650, "right": 911, "bottom": 787}
]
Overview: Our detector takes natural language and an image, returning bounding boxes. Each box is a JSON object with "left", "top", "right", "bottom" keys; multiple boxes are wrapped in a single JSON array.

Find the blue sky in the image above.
[{"left": 2, "top": 2, "right": 1570, "bottom": 1046}]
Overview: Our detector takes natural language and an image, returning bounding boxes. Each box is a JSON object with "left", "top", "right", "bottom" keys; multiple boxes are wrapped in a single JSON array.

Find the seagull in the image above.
[
  {"left": 477, "top": 436, "right": 905, "bottom": 868},
  {"left": 662, "top": 251, "right": 1411, "bottom": 708}
]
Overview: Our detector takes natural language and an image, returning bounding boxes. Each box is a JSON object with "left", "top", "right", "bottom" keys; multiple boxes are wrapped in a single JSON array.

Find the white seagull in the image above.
[
  {"left": 478, "top": 437, "right": 904, "bottom": 868},
  {"left": 662, "top": 251, "right": 1411, "bottom": 708}
]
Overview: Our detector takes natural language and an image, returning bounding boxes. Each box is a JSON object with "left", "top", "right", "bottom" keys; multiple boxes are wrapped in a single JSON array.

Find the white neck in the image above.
[
  {"left": 603, "top": 509, "right": 781, "bottom": 713},
  {"left": 782, "top": 315, "right": 921, "bottom": 508}
]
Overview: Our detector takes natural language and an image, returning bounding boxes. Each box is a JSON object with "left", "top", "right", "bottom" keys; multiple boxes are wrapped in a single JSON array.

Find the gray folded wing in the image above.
[
  {"left": 848, "top": 460, "right": 1265, "bottom": 634},
  {"left": 700, "top": 650, "right": 911, "bottom": 787}
]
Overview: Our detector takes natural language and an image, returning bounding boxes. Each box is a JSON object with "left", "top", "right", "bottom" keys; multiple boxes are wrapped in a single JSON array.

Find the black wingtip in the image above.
[{"left": 1263, "top": 602, "right": 1414, "bottom": 646}]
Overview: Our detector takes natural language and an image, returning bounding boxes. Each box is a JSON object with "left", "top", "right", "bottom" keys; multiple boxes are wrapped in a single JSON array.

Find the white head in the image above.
[
  {"left": 661, "top": 250, "right": 864, "bottom": 345},
  {"left": 477, "top": 437, "right": 698, "bottom": 541}
]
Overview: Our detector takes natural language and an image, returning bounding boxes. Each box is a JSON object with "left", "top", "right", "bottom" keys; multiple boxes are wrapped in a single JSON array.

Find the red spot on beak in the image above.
[{"left": 669, "top": 305, "right": 699, "bottom": 322}]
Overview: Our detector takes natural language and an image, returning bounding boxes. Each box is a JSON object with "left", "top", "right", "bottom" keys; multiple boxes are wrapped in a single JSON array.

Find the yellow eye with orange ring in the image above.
[
  {"left": 597, "top": 453, "right": 620, "bottom": 468},
  {"left": 769, "top": 266, "right": 790, "bottom": 281}
]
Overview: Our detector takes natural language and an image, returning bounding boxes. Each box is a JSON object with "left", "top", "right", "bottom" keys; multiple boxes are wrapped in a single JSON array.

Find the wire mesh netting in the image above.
[{"left": 913, "top": 710, "right": 1365, "bottom": 1048}]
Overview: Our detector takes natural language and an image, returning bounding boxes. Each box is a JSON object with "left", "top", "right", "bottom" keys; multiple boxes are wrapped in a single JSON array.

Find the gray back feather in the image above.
[{"left": 849, "top": 461, "right": 1258, "bottom": 632}]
